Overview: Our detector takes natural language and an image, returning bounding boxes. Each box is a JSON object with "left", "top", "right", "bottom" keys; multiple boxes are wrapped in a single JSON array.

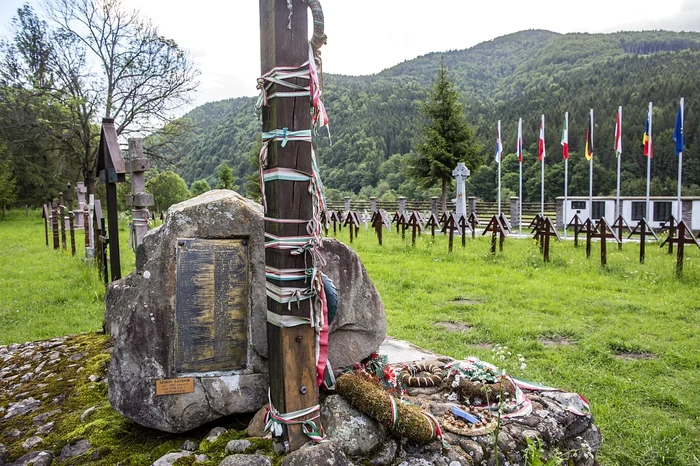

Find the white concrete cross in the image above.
[{"left": 452, "top": 163, "right": 470, "bottom": 220}]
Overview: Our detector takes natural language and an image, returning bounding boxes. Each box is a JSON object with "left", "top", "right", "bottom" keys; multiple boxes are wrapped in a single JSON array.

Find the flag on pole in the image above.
[
  {"left": 614, "top": 107, "right": 622, "bottom": 157},
  {"left": 561, "top": 115, "right": 569, "bottom": 160},
  {"left": 495, "top": 120, "right": 503, "bottom": 163},
  {"left": 538, "top": 115, "right": 545, "bottom": 161},
  {"left": 517, "top": 119, "right": 523, "bottom": 162},
  {"left": 674, "top": 101, "right": 684, "bottom": 156},
  {"left": 643, "top": 108, "right": 653, "bottom": 158},
  {"left": 585, "top": 114, "right": 593, "bottom": 161}
]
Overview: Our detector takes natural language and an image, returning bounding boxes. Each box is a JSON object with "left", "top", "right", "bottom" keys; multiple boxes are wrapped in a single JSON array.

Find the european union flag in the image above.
[{"left": 673, "top": 104, "right": 684, "bottom": 156}]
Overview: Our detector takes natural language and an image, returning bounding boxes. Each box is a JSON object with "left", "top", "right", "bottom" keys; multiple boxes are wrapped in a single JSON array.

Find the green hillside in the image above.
[{"left": 161, "top": 29, "right": 700, "bottom": 203}]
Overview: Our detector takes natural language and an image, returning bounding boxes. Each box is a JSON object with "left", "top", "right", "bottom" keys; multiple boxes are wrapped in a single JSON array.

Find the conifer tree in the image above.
[{"left": 408, "top": 60, "right": 482, "bottom": 211}]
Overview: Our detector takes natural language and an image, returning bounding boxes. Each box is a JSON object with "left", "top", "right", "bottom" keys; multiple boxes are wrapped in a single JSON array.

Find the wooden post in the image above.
[
  {"left": 127, "top": 139, "right": 154, "bottom": 250},
  {"left": 100, "top": 217, "right": 109, "bottom": 285},
  {"left": 260, "top": 0, "right": 323, "bottom": 452},
  {"left": 51, "top": 201, "right": 60, "bottom": 249},
  {"left": 371, "top": 211, "right": 384, "bottom": 246},
  {"left": 94, "top": 200, "right": 104, "bottom": 271},
  {"left": 84, "top": 205, "right": 90, "bottom": 249},
  {"left": 666, "top": 217, "right": 676, "bottom": 255},
  {"left": 441, "top": 214, "right": 458, "bottom": 253},
  {"left": 42, "top": 204, "right": 49, "bottom": 246},
  {"left": 97, "top": 118, "right": 127, "bottom": 282},
  {"left": 567, "top": 214, "right": 582, "bottom": 248},
  {"left": 58, "top": 192, "right": 67, "bottom": 250},
  {"left": 66, "top": 183, "right": 76, "bottom": 256},
  {"left": 629, "top": 218, "right": 659, "bottom": 264},
  {"left": 468, "top": 212, "right": 480, "bottom": 240}
]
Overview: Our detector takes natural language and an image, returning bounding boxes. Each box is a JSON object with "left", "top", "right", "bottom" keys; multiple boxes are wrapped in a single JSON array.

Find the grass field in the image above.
[{"left": 1, "top": 210, "right": 699, "bottom": 465}]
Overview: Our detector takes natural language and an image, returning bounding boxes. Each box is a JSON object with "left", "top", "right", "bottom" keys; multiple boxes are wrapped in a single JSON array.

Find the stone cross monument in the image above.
[{"left": 453, "top": 163, "right": 470, "bottom": 220}]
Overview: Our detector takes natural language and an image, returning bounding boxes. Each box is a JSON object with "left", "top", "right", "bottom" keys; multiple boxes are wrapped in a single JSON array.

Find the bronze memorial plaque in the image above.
[
  {"left": 156, "top": 377, "right": 195, "bottom": 395},
  {"left": 175, "top": 238, "right": 249, "bottom": 373}
]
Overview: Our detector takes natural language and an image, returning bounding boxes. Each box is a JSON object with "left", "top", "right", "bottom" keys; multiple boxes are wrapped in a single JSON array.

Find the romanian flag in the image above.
[
  {"left": 517, "top": 118, "right": 523, "bottom": 162},
  {"left": 561, "top": 113, "right": 569, "bottom": 160},
  {"left": 538, "top": 115, "right": 545, "bottom": 161},
  {"left": 614, "top": 106, "right": 622, "bottom": 157},
  {"left": 643, "top": 105, "right": 653, "bottom": 158},
  {"left": 585, "top": 110, "right": 593, "bottom": 161}
]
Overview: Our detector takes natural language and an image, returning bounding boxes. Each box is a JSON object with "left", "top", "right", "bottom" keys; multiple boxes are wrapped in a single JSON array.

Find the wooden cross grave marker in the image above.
[
  {"left": 628, "top": 218, "right": 658, "bottom": 264},
  {"left": 580, "top": 218, "right": 596, "bottom": 258},
  {"left": 658, "top": 216, "right": 677, "bottom": 255},
  {"left": 425, "top": 213, "right": 440, "bottom": 238},
  {"left": 42, "top": 204, "right": 50, "bottom": 247},
  {"left": 370, "top": 210, "right": 390, "bottom": 246},
  {"left": 612, "top": 215, "right": 632, "bottom": 251},
  {"left": 97, "top": 118, "right": 126, "bottom": 282},
  {"left": 58, "top": 191, "right": 67, "bottom": 251},
  {"left": 567, "top": 214, "right": 584, "bottom": 248},
  {"left": 320, "top": 210, "right": 328, "bottom": 237},
  {"left": 499, "top": 213, "right": 513, "bottom": 234},
  {"left": 441, "top": 212, "right": 459, "bottom": 253},
  {"left": 457, "top": 215, "right": 473, "bottom": 247},
  {"left": 66, "top": 182, "right": 76, "bottom": 256},
  {"left": 531, "top": 217, "right": 561, "bottom": 262},
  {"left": 344, "top": 210, "right": 361, "bottom": 243},
  {"left": 50, "top": 202, "right": 59, "bottom": 250},
  {"left": 590, "top": 218, "right": 621, "bottom": 266},
  {"left": 482, "top": 214, "right": 507, "bottom": 254},
  {"left": 468, "top": 212, "right": 481, "bottom": 239},
  {"left": 329, "top": 210, "right": 340, "bottom": 236},
  {"left": 659, "top": 220, "right": 700, "bottom": 277},
  {"left": 406, "top": 211, "right": 424, "bottom": 246},
  {"left": 529, "top": 214, "right": 545, "bottom": 252}
]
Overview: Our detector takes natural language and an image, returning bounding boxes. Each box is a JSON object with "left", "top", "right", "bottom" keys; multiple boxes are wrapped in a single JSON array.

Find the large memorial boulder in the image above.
[{"left": 105, "top": 190, "right": 385, "bottom": 432}]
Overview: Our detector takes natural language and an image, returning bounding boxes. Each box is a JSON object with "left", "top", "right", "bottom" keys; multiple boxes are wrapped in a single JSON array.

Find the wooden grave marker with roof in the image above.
[
  {"left": 628, "top": 218, "right": 658, "bottom": 264},
  {"left": 659, "top": 220, "right": 700, "bottom": 277}
]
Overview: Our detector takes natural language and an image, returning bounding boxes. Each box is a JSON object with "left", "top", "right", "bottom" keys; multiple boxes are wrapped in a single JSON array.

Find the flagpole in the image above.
[
  {"left": 589, "top": 109, "right": 594, "bottom": 220},
  {"left": 616, "top": 106, "right": 622, "bottom": 219},
  {"left": 646, "top": 102, "right": 652, "bottom": 221},
  {"left": 677, "top": 98, "right": 684, "bottom": 220},
  {"left": 497, "top": 120, "right": 502, "bottom": 218},
  {"left": 518, "top": 118, "right": 523, "bottom": 235},
  {"left": 563, "top": 112, "right": 568, "bottom": 238},
  {"left": 541, "top": 114, "right": 545, "bottom": 217}
]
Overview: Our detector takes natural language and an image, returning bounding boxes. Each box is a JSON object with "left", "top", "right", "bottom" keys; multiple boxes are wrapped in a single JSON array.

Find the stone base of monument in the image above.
[
  {"left": 105, "top": 190, "right": 386, "bottom": 433},
  {"left": 273, "top": 338, "right": 602, "bottom": 466}
]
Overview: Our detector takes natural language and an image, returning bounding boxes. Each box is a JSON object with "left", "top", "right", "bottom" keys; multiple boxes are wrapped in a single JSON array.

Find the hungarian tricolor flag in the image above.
[
  {"left": 517, "top": 118, "right": 523, "bottom": 162},
  {"left": 643, "top": 105, "right": 653, "bottom": 158},
  {"left": 585, "top": 112, "right": 593, "bottom": 161},
  {"left": 538, "top": 115, "right": 545, "bottom": 161},
  {"left": 614, "top": 106, "right": 622, "bottom": 157},
  {"left": 560, "top": 114, "right": 569, "bottom": 160}
]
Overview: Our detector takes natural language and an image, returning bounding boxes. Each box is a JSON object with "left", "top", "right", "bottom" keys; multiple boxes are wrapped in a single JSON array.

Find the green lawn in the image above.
[
  {"left": 338, "top": 225, "right": 700, "bottom": 466},
  {"left": 1, "top": 211, "right": 699, "bottom": 465}
]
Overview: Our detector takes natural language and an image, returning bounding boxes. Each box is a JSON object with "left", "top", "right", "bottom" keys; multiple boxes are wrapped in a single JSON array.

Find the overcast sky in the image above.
[{"left": 1, "top": 0, "right": 699, "bottom": 109}]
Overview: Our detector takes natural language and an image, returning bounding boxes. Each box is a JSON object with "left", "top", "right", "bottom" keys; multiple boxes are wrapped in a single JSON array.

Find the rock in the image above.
[
  {"left": 5, "top": 450, "right": 53, "bottom": 466},
  {"left": 369, "top": 438, "right": 398, "bottom": 466},
  {"left": 204, "top": 427, "right": 228, "bottom": 443},
  {"left": 219, "top": 454, "right": 271, "bottom": 466},
  {"left": 68, "top": 352, "right": 87, "bottom": 361},
  {"left": 152, "top": 451, "right": 192, "bottom": 466},
  {"left": 225, "top": 439, "right": 252, "bottom": 453},
  {"left": 0, "top": 443, "right": 8, "bottom": 464},
  {"left": 3, "top": 398, "right": 41, "bottom": 420},
  {"left": 5, "top": 430, "right": 21, "bottom": 438},
  {"left": 247, "top": 406, "right": 268, "bottom": 437},
  {"left": 105, "top": 191, "right": 269, "bottom": 433},
  {"left": 319, "top": 238, "right": 387, "bottom": 369},
  {"left": 281, "top": 441, "right": 353, "bottom": 466},
  {"left": 397, "top": 459, "right": 433, "bottom": 466},
  {"left": 21, "top": 437, "right": 43, "bottom": 450},
  {"left": 195, "top": 454, "right": 209, "bottom": 463},
  {"left": 59, "top": 439, "right": 91, "bottom": 460},
  {"left": 320, "top": 395, "right": 385, "bottom": 457},
  {"left": 181, "top": 440, "right": 197, "bottom": 451},
  {"left": 80, "top": 406, "right": 96, "bottom": 422},
  {"left": 105, "top": 190, "right": 386, "bottom": 433},
  {"left": 35, "top": 423, "right": 54, "bottom": 435},
  {"left": 32, "top": 409, "right": 61, "bottom": 426},
  {"left": 88, "top": 374, "right": 101, "bottom": 383}
]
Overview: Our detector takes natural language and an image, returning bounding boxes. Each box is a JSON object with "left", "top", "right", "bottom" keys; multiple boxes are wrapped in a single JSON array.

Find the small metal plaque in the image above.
[
  {"left": 156, "top": 377, "right": 195, "bottom": 395},
  {"left": 175, "top": 238, "right": 249, "bottom": 373}
]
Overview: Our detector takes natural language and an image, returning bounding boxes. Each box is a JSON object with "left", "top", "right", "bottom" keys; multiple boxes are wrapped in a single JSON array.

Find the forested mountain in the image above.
[{"left": 161, "top": 29, "right": 700, "bottom": 203}]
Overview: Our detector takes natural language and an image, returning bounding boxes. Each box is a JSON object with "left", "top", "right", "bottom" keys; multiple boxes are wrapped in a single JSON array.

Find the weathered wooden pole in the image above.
[
  {"left": 51, "top": 201, "right": 60, "bottom": 250},
  {"left": 126, "top": 139, "right": 154, "bottom": 250},
  {"left": 58, "top": 192, "right": 67, "bottom": 250},
  {"left": 66, "top": 182, "right": 76, "bottom": 256},
  {"left": 259, "top": 0, "right": 325, "bottom": 452},
  {"left": 676, "top": 221, "right": 685, "bottom": 277},
  {"left": 42, "top": 204, "right": 49, "bottom": 246},
  {"left": 667, "top": 217, "right": 676, "bottom": 255},
  {"left": 83, "top": 205, "right": 90, "bottom": 251}
]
